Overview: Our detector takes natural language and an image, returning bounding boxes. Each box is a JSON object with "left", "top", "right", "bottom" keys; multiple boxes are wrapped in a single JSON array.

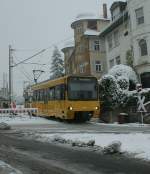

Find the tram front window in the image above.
[{"left": 68, "top": 77, "right": 98, "bottom": 100}]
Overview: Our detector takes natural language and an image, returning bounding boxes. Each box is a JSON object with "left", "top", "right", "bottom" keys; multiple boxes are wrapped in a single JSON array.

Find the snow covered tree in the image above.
[
  {"left": 117, "top": 77, "right": 129, "bottom": 91},
  {"left": 99, "top": 75, "right": 128, "bottom": 110},
  {"left": 108, "top": 64, "right": 138, "bottom": 90},
  {"left": 50, "top": 46, "right": 64, "bottom": 79},
  {"left": 99, "top": 65, "right": 138, "bottom": 110}
]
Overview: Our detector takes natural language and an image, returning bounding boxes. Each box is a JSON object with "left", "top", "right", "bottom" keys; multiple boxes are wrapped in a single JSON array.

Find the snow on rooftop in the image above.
[
  {"left": 76, "top": 13, "right": 98, "bottom": 20},
  {"left": 84, "top": 29, "right": 100, "bottom": 36},
  {"left": 71, "top": 13, "right": 109, "bottom": 26}
]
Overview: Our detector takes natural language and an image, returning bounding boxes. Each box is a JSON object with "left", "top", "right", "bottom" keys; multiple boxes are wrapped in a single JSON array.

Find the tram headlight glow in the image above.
[
  {"left": 68, "top": 106, "right": 73, "bottom": 111},
  {"left": 95, "top": 106, "right": 99, "bottom": 110}
]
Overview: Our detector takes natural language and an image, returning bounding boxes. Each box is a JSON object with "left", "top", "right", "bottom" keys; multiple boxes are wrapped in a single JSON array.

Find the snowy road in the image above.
[
  {"left": 1, "top": 115, "right": 150, "bottom": 173},
  {"left": 0, "top": 133, "right": 150, "bottom": 174},
  {"left": 10, "top": 119, "right": 150, "bottom": 134},
  {"left": 1, "top": 115, "right": 150, "bottom": 134}
]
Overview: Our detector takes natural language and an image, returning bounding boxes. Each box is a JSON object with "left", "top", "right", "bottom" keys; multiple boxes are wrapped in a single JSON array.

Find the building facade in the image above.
[
  {"left": 127, "top": 0, "right": 150, "bottom": 87},
  {"left": 100, "top": 2, "right": 131, "bottom": 70},
  {"left": 99, "top": 0, "right": 150, "bottom": 88},
  {"left": 62, "top": 0, "right": 150, "bottom": 87},
  {"left": 62, "top": 6, "right": 110, "bottom": 79}
]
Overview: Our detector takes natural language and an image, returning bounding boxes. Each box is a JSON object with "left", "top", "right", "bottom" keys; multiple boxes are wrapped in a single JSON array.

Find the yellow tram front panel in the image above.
[{"left": 66, "top": 101, "right": 100, "bottom": 119}]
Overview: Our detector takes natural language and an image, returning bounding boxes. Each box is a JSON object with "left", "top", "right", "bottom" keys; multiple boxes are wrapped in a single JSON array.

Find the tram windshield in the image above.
[{"left": 68, "top": 77, "right": 98, "bottom": 100}]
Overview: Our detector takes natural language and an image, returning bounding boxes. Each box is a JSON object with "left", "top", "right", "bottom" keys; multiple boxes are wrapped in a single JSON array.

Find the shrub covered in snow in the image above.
[
  {"left": 99, "top": 65, "right": 138, "bottom": 111},
  {"left": 117, "top": 77, "right": 129, "bottom": 90},
  {"left": 99, "top": 75, "right": 128, "bottom": 110},
  {"left": 108, "top": 65, "right": 138, "bottom": 84}
]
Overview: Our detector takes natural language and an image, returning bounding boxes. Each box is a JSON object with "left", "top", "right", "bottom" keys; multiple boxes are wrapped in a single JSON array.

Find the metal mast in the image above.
[{"left": 9, "top": 45, "right": 14, "bottom": 105}]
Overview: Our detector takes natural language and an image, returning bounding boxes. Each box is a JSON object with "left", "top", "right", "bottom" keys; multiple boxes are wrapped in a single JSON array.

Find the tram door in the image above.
[
  {"left": 44, "top": 89, "right": 49, "bottom": 116},
  {"left": 55, "top": 85, "right": 65, "bottom": 118}
]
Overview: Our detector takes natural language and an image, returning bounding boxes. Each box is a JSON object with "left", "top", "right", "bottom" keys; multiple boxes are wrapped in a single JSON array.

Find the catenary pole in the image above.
[{"left": 9, "top": 45, "right": 13, "bottom": 105}]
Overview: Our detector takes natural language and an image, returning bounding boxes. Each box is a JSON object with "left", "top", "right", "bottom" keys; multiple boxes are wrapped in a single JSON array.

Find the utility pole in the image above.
[
  {"left": 9, "top": 45, "right": 14, "bottom": 105},
  {"left": 8, "top": 46, "right": 45, "bottom": 106}
]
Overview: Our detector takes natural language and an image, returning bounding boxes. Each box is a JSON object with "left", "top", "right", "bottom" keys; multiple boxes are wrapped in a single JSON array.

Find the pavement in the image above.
[
  {"left": 0, "top": 118, "right": 150, "bottom": 173},
  {"left": 10, "top": 120, "right": 150, "bottom": 134},
  {"left": 0, "top": 132, "right": 150, "bottom": 174}
]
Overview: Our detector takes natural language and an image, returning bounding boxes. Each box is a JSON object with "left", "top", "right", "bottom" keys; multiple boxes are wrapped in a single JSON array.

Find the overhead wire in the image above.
[
  {"left": 13, "top": 53, "right": 33, "bottom": 82},
  {"left": 12, "top": 22, "right": 101, "bottom": 79}
]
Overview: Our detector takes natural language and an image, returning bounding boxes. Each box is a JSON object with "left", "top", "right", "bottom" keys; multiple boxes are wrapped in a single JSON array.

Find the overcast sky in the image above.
[{"left": 0, "top": 0, "right": 118, "bottom": 96}]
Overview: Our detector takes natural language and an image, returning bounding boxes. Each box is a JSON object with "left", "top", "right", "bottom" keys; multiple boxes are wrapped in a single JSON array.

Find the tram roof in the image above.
[{"left": 31, "top": 75, "right": 96, "bottom": 90}]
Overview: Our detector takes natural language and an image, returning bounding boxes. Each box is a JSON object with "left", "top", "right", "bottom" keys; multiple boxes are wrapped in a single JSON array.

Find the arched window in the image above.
[{"left": 139, "top": 39, "right": 148, "bottom": 56}]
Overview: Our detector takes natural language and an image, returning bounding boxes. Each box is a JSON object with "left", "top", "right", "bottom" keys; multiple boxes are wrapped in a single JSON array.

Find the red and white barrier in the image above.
[{"left": 0, "top": 108, "right": 38, "bottom": 115}]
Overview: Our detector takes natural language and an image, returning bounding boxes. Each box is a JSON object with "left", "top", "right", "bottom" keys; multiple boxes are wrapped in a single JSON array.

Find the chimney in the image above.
[{"left": 103, "top": 3, "right": 108, "bottom": 19}]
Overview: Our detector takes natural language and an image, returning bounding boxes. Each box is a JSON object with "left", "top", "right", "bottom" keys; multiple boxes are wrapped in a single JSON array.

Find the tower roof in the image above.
[{"left": 71, "top": 13, "right": 109, "bottom": 28}]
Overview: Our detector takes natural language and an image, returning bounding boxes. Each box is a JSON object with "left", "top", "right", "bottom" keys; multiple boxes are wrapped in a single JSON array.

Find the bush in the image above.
[{"left": 99, "top": 65, "right": 138, "bottom": 111}]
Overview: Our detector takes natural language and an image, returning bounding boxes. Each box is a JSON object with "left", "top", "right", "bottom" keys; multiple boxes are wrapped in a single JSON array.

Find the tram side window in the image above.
[
  {"left": 44, "top": 89, "right": 48, "bottom": 102},
  {"left": 49, "top": 87, "right": 55, "bottom": 100},
  {"left": 55, "top": 84, "right": 65, "bottom": 100},
  {"left": 41, "top": 90, "right": 44, "bottom": 101},
  {"left": 38, "top": 90, "right": 43, "bottom": 101},
  {"left": 37, "top": 90, "right": 40, "bottom": 101},
  {"left": 33, "top": 91, "right": 36, "bottom": 101},
  {"left": 39, "top": 90, "right": 42, "bottom": 101}
]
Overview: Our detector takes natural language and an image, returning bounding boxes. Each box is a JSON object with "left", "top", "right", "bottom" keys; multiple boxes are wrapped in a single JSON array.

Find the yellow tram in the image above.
[{"left": 26, "top": 75, "right": 100, "bottom": 122}]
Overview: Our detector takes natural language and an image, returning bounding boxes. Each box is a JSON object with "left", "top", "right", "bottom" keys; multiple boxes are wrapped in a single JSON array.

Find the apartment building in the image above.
[
  {"left": 99, "top": 0, "right": 150, "bottom": 88},
  {"left": 61, "top": 40, "right": 75, "bottom": 75},
  {"left": 99, "top": 1, "right": 131, "bottom": 70},
  {"left": 127, "top": 0, "right": 150, "bottom": 87},
  {"left": 62, "top": 0, "right": 150, "bottom": 87},
  {"left": 62, "top": 5, "right": 110, "bottom": 79}
]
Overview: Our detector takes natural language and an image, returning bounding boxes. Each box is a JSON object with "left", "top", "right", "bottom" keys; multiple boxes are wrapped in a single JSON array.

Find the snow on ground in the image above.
[
  {"left": 0, "top": 160, "right": 23, "bottom": 174},
  {"left": 37, "top": 133, "right": 150, "bottom": 161},
  {"left": 0, "top": 114, "right": 58, "bottom": 125},
  {"left": 94, "top": 122, "right": 150, "bottom": 128}
]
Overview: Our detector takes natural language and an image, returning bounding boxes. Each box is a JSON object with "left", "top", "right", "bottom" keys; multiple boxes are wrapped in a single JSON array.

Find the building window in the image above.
[
  {"left": 114, "top": 30, "right": 119, "bottom": 47},
  {"left": 109, "top": 59, "right": 114, "bottom": 68},
  {"left": 76, "top": 24, "right": 83, "bottom": 34},
  {"left": 135, "top": 7, "right": 144, "bottom": 25},
  {"left": 94, "top": 40, "right": 100, "bottom": 51},
  {"left": 141, "top": 72, "right": 150, "bottom": 88},
  {"left": 139, "top": 39, "right": 148, "bottom": 56},
  {"left": 95, "top": 61, "right": 102, "bottom": 72},
  {"left": 88, "top": 20, "right": 97, "bottom": 30},
  {"left": 79, "top": 63, "right": 85, "bottom": 73},
  {"left": 116, "top": 56, "right": 121, "bottom": 65},
  {"left": 107, "top": 34, "right": 113, "bottom": 50}
]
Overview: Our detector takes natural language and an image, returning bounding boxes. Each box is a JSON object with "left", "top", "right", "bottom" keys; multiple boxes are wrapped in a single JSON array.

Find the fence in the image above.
[{"left": 0, "top": 108, "right": 38, "bottom": 115}]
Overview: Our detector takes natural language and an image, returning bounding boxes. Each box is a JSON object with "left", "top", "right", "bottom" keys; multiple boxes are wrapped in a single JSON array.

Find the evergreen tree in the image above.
[{"left": 50, "top": 46, "right": 64, "bottom": 79}]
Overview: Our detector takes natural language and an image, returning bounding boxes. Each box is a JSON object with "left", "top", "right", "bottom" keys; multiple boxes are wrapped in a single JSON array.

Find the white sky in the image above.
[{"left": 0, "top": 0, "right": 118, "bottom": 96}]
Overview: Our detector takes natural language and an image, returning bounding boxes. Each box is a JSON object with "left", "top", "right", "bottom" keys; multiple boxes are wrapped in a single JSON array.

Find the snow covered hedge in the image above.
[
  {"left": 99, "top": 65, "right": 138, "bottom": 110},
  {"left": 108, "top": 64, "right": 138, "bottom": 85},
  {"left": 99, "top": 65, "right": 150, "bottom": 113}
]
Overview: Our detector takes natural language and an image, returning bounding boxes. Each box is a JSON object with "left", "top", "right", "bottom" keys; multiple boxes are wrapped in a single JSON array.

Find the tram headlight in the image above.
[
  {"left": 68, "top": 106, "right": 73, "bottom": 111},
  {"left": 95, "top": 106, "right": 99, "bottom": 110}
]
